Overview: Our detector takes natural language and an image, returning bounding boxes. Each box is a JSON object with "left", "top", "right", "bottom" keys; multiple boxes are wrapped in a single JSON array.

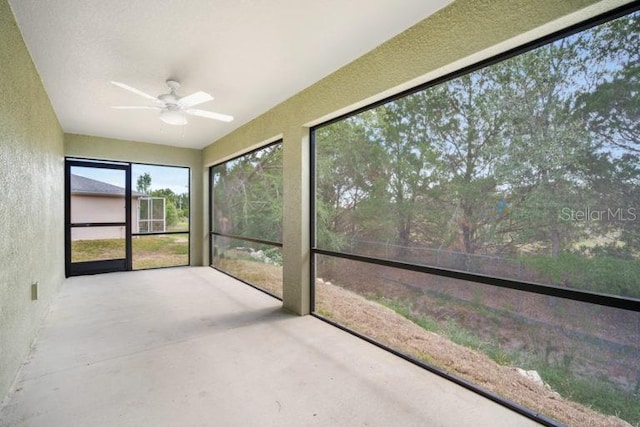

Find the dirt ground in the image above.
[
  {"left": 316, "top": 281, "right": 632, "bottom": 427},
  {"left": 214, "top": 258, "right": 283, "bottom": 298}
]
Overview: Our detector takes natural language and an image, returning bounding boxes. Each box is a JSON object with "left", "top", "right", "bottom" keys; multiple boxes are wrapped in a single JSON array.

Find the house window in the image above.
[
  {"left": 312, "top": 6, "right": 639, "bottom": 426},
  {"left": 210, "top": 141, "right": 283, "bottom": 298}
]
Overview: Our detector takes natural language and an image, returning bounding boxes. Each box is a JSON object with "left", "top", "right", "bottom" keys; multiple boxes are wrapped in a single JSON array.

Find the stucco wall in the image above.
[
  {"left": 202, "top": 0, "right": 631, "bottom": 314},
  {"left": 0, "top": 0, "right": 65, "bottom": 402},
  {"left": 64, "top": 134, "right": 204, "bottom": 265},
  {"left": 70, "top": 195, "right": 140, "bottom": 238}
]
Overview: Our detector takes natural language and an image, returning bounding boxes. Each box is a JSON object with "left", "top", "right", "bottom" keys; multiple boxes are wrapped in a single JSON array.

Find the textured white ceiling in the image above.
[{"left": 8, "top": 0, "right": 451, "bottom": 149}]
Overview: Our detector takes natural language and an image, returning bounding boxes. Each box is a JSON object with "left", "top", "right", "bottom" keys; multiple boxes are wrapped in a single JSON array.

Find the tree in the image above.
[
  {"left": 150, "top": 188, "right": 179, "bottom": 227},
  {"left": 411, "top": 69, "right": 509, "bottom": 255},
  {"left": 176, "top": 193, "right": 189, "bottom": 219},
  {"left": 212, "top": 144, "right": 283, "bottom": 243},
  {"left": 313, "top": 8, "right": 639, "bottom": 272},
  {"left": 498, "top": 14, "right": 640, "bottom": 258},
  {"left": 150, "top": 188, "right": 177, "bottom": 205},
  {"left": 366, "top": 96, "right": 441, "bottom": 256},
  {"left": 136, "top": 172, "right": 152, "bottom": 194},
  {"left": 577, "top": 11, "right": 639, "bottom": 154},
  {"left": 492, "top": 36, "right": 594, "bottom": 257},
  {"left": 315, "top": 112, "right": 388, "bottom": 251},
  {"left": 164, "top": 201, "right": 178, "bottom": 227},
  {"left": 572, "top": 12, "right": 640, "bottom": 259}
]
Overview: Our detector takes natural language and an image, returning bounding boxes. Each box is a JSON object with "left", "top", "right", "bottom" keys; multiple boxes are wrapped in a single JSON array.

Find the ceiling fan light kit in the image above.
[
  {"left": 160, "top": 109, "right": 188, "bottom": 126},
  {"left": 111, "top": 79, "right": 233, "bottom": 126}
]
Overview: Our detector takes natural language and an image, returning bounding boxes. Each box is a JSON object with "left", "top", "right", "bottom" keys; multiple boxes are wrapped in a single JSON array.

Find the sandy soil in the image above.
[{"left": 316, "top": 281, "right": 632, "bottom": 427}]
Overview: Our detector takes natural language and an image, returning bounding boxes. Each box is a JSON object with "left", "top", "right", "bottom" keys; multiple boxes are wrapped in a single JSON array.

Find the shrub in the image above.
[{"left": 524, "top": 252, "right": 640, "bottom": 298}]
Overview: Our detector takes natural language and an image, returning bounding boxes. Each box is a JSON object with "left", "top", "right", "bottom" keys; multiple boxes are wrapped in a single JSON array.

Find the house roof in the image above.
[{"left": 71, "top": 174, "right": 143, "bottom": 197}]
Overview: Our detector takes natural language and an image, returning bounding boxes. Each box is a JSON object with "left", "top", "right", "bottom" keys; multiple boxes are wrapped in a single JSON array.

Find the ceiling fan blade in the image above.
[
  {"left": 185, "top": 109, "right": 234, "bottom": 122},
  {"left": 111, "top": 81, "right": 158, "bottom": 101},
  {"left": 112, "top": 106, "right": 161, "bottom": 110},
  {"left": 178, "top": 91, "right": 214, "bottom": 108}
]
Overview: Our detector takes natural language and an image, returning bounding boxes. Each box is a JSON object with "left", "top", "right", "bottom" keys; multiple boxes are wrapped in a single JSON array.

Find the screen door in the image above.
[{"left": 65, "top": 159, "right": 132, "bottom": 276}]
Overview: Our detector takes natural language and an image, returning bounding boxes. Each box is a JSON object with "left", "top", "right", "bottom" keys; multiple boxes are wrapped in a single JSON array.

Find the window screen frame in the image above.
[
  {"left": 309, "top": 3, "right": 640, "bottom": 426},
  {"left": 208, "top": 140, "right": 284, "bottom": 300}
]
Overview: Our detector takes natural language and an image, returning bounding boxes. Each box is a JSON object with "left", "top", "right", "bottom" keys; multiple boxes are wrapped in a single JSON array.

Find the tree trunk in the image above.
[
  {"left": 461, "top": 203, "right": 475, "bottom": 254},
  {"left": 462, "top": 222, "right": 474, "bottom": 254},
  {"left": 551, "top": 223, "right": 561, "bottom": 257},
  {"left": 397, "top": 220, "right": 411, "bottom": 258}
]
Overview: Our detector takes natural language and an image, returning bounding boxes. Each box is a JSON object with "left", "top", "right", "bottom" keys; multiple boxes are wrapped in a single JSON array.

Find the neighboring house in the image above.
[{"left": 70, "top": 174, "right": 149, "bottom": 240}]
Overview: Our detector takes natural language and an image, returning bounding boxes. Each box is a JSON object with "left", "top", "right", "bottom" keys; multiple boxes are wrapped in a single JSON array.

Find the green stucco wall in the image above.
[
  {"left": 0, "top": 0, "right": 65, "bottom": 401},
  {"left": 202, "top": 0, "right": 631, "bottom": 314},
  {"left": 64, "top": 134, "right": 205, "bottom": 266}
]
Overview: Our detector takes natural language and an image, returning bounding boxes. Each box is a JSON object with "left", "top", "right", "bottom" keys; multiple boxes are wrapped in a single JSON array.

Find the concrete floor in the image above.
[{"left": 1, "top": 267, "right": 539, "bottom": 427}]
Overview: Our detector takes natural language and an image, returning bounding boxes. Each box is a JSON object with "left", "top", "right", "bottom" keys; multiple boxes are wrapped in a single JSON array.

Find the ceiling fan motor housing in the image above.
[
  {"left": 158, "top": 93, "right": 179, "bottom": 106},
  {"left": 159, "top": 80, "right": 181, "bottom": 106},
  {"left": 166, "top": 79, "right": 181, "bottom": 91},
  {"left": 111, "top": 79, "right": 233, "bottom": 125}
]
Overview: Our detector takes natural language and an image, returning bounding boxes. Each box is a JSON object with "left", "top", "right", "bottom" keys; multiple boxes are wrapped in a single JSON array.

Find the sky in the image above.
[{"left": 71, "top": 164, "right": 189, "bottom": 195}]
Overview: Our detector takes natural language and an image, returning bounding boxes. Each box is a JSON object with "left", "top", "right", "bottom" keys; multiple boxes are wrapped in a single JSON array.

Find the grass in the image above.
[
  {"left": 71, "top": 235, "right": 189, "bottom": 270},
  {"left": 372, "top": 296, "right": 514, "bottom": 366},
  {"left": 525, "top": 253, "right": 640, "bottom": 298},
  {"left": 316, "top": 307, "right": 334, "bottom": 318},
  {"left": 372, "top": 294, "right": 640, "bottom": 426},
  {"left": 214, "top": 257, "right": 283, "bottom": 298},
  {"left": 71, "top": 239, "right": 126, "bottom": 262},
  {"left": 536, "top": 364, "right": 640, "bottom": 426},
  {"left": 167, "top": 220, "right": 189, "bottom": 232},
  {"left": 372, "top": 296, "right": 439, "bottom": 332},
  {"left": 132, "top": 235, "right": 188, "bottom": 269}
]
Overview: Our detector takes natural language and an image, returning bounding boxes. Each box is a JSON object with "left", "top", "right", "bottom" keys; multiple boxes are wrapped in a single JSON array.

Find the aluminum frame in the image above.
[{"left": 309, "top": 3, "right": 640, "bottom": 425}]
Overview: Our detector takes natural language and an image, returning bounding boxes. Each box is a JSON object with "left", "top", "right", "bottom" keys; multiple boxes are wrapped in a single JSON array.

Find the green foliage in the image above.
[
  {"left": 212, "top": 144, "right": 283, "bottom": 243},
  {"left": 535, "top": 363, "right": 640, "bottom": 426},
  {"left": 372, "top": 296, "right": 514, "bottom": 366},
  {"left": 576, "top": 11, "right": 639, "bottom": 154},
  {"left": 316, "top": 308, "right": 334, "bottom": 318},
  {"left": 314, "top": 115, "right": 393, "bottom": 249},
  {"left": 310, "top": 14, "right": 640, "bottom": 424},
  {"left": 525, "top": 252, "right": 640, "bottom": 298},
  {"left": 374, "top": 294, "right": 639, "bottom": 424},
  {"left": 136, "top": 172, "right": 152, "bottom": 194},
  {"left": 262, "top": 247, "right": 283, "bottom": 266},
  {"left": 207, "top": 12, "right": 640, "bottom": 422},
  {"left": 372, "top": 296, "right": 439, "bottom": 332},
  {"left": 150, "top": 188, "right": 176, "bottom": 203},
  {"left": 314, "top": 10, "right": 640, "bottom": 264},
  {"left": 175, "top": 193, "right": 189, "bottom": 219},
  {"left": 137, "top": 176, "right": 189, "bottom": 229},
  {"left": 149, "top": 188, "right": 182, "bottom": 227},
  {"left": 165, "top": 202, "right": 178, "bottom": 227}
]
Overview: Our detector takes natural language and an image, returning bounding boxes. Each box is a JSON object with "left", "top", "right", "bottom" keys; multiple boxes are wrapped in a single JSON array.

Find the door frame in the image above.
[{"left": 65, "top": 159, "right": 132, "bottom": 277}]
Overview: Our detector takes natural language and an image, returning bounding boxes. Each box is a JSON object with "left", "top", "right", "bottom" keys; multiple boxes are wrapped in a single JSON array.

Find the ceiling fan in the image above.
[{"left": 111, "top": 80, "right": 233, "bottom": 126}]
